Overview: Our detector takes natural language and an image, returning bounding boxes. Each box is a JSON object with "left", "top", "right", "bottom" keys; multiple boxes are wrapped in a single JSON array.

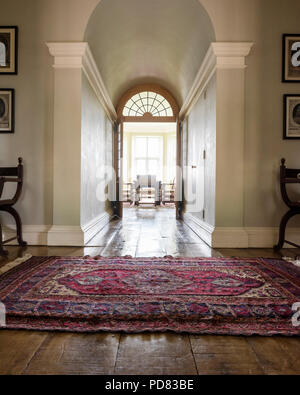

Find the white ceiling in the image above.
[{"left": 85, "top": 0, "right": 215, "bottom": 108}]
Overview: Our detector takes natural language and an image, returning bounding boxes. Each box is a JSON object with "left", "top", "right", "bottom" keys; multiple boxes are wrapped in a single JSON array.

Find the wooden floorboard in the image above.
[
  {"left": 23, "top": 333, "right": 120, "bottom": 375},
  {"left": 0, "top": 207, "right": 299, "bottom": 375}
]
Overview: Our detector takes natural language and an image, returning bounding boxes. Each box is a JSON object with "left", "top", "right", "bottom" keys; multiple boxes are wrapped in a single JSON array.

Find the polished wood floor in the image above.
[{"left": 0, "top": 207, "right": 299, "bottom": 375}]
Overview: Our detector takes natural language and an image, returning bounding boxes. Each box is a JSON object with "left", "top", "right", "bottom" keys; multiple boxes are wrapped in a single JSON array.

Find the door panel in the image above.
[
  {"left": 113, "top": 122, "right": 123, "bottom": 217},
  {"left": 176, "top": 120, "right": 183, "bottom": 219}
]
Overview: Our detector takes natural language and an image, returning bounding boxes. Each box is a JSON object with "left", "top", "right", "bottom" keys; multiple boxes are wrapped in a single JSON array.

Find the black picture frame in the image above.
[
  {"left": 0, "top": 26, "right": 18, "bottom": 75},
  {"left": 283, "top": 94, "right": 300, "bottom": 140},
  {"left": 282, "top": 34, "right": 300, "bottom": 83},
  {"left": 0, "top": 89, "right": 15, "bottom": 134}
]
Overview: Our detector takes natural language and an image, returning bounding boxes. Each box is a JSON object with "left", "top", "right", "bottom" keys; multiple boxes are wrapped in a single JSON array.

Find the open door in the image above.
[{"left": 113, "top": 122, "right": 123, "bottom": 217}]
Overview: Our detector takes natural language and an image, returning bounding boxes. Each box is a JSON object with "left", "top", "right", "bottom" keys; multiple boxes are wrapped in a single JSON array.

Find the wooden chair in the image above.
[
  {"left": 133, "top": 175, "right": 161, "bottom": 206},
  {"left": 0, "top": 158, "right": 27, "bottom": 256},
  {"left": 161, "top": 179, "right": 176, "bottom": 206},
  {"left": 274, "top": 158, "right": 300, "bottom": 251},
  {"left": 123, "top": 182, "right": 134, "bottom": 204}
]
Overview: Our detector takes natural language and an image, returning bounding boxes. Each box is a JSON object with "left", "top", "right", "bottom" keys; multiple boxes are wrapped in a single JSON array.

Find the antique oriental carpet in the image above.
[{"left": 0, "top": 256, "right": 299, "bottom": 336}]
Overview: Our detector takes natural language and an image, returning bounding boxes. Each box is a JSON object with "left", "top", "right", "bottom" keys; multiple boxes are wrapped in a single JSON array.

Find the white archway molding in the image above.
[
  {"left": 180, "top": 42, "right": 253, "bottom": 119},
  {"left": 83, "top": 0, "right": 216, "bottom": 106},
  {"left": 45, "top": 41, "right": 256, "bottom": 247},
  {"left": 47, "top": 42, "right": 117, "bottom": 122},
  {"left": 46, "top": 42, "right": 115, "bottom": 246}
]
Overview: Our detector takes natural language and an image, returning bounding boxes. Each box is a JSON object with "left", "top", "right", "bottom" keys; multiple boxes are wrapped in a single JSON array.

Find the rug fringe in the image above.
[{"left": 0, "top": 254, "right": 32, "bottom": 275}]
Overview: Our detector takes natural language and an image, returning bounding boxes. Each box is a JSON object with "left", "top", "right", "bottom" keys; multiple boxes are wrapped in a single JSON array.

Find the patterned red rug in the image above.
[{"left": 0, "top": 256, "right": 299, "bottom": 336}]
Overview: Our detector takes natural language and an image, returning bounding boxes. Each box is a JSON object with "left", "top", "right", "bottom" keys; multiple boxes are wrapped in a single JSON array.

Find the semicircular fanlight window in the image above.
[{"left": 123, "top": 91, "right": 173, "bottom": 117}]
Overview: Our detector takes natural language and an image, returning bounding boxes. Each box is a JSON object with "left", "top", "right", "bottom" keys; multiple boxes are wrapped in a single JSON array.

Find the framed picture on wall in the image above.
[
  {"left": 282, "top": 34, "right": 300, "bottom": 82},
  {"left": 283, "top": 94, "right": 300, "bottom": 139},
  {"left": 0, "top": 26, "right": 18, "bottom": 75},
  {"left": 0, "top": 89, "right": 15, "bottom": 133}
]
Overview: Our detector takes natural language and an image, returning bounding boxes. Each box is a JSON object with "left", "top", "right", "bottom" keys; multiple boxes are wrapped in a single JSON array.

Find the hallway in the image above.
[
  {"left": 86, "top": 207, "right": 296, "bottom": 261},
  {"left": 1, "top": 0, "right": 300, "bottom": 379},
  {"left": 88, "top": 208, "right": 221, "bottom": 258},
  {"left": 0, "top": 209, "right": 299, "bottom": 375}
]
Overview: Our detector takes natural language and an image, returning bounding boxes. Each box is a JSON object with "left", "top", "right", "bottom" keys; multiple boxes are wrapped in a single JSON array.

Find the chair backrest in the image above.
[
  {"left": 279, "top": 158, "right": 300, "bottom": 209},
  {"left": 136, "top": 175, "right": 157, "bottom": 188},
  {"left": 0, "top": 158, "right": 24, "bottom": 204},
  {"left": 0, "top": 158, "right": 23, "bottom": 178},
  {"left": 280, "top": 158, "right": 300, "bottom": 183},
  {"left": 0, "top": 167, "right": 18, "bottom": 177}
]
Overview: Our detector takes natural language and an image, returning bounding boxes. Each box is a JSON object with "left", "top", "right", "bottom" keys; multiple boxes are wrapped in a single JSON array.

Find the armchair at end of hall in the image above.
[
  {"left": 0, "top": 157, "right": 27, "bottom": 256},
  {"left": 273, "top": 158, "right": 300, "bottom": 251},
  {"left": 133, "top": 175, "right": 161, "bottom": 207}
]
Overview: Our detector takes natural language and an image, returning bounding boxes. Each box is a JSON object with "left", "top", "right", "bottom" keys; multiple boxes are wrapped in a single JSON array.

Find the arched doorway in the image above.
[
  {"left": 47, "top": 1, "right": 253, "bottom": 248},
  {"left": 114, "top": 84, "right": 181, "bottom": 219}
]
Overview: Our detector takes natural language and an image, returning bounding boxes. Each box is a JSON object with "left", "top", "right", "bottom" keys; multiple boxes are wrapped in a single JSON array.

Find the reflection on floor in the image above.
[{"left": 0, "top": 207, "right": 299, "bottom": 375}]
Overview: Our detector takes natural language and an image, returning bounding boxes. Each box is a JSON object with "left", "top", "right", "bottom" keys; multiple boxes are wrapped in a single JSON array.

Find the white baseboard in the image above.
[
  {"left": 3, "top": 213, "right": 299, "bottom": 249},
  {"left": 82, "top": 212, "right": 111, "bottom": 245},
  {"left": 212, "top": 227, "right": 249, "bottom": 248},
  {"left": 183, "top": 213, "right": 214, "bottom": 246},
  {"left": 47, "top": 225, "right": 85, "bottom": 246},
  {"left": 2, "top": 225, "right": 51, "bottom": 246},
  {"left": 245, "top": 227, "right": 300, "bottom": 248},
  {"left": 48, "top": 212, "right": 112, "bottom": 246},
  {"left": 2, "top": 212, "right": 112, "bottom": 247},
  {"left": 184, "top": 213, "right": 300, "bottom": 248}
]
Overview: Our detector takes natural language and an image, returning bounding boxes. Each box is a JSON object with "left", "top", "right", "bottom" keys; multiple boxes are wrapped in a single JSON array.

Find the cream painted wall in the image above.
[
  {"left": 0, "top": 0, "right": 299, "bottom": 236},
  {"left": 215, "top": 68, "right": 246, "bottom": 228},
  {"left": 0, "top": 0, "right": 109, "bottom": 229},
  {"left": 242, "top": 0, "right": 300, "bottom": 228},
  {"left": 81, "top": 73, "right": 113, "bottom": 227},
  {"left": 52, "top": 68, "right": 82, "bottom": 226},
  {"left": 0, "top": 0, "right": 54, "bottom": 226}
]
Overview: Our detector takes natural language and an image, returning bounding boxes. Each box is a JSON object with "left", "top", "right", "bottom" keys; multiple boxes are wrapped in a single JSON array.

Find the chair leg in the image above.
[
  {"left": 273, "top": 209, "right": 297, "bottom": 251},
  {"left": 0, "top": 245, "right": 8, "bottom": 256},
  {"left": 0, "top": 222, "right": 8, "bottom": 256},
  {"left": 4, "top": 206, "right": 27, "bottom": 247}
]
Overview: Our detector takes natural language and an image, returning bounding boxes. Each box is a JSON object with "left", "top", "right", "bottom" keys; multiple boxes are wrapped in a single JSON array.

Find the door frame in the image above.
[{"left": 114, "top": 84, "right": 182, "bottom": 218}]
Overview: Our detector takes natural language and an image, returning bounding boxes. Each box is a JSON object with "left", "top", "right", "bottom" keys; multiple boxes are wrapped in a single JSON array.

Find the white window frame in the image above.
[{"left": 132, "top": 136, "right": 163, "bottom": 180}]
